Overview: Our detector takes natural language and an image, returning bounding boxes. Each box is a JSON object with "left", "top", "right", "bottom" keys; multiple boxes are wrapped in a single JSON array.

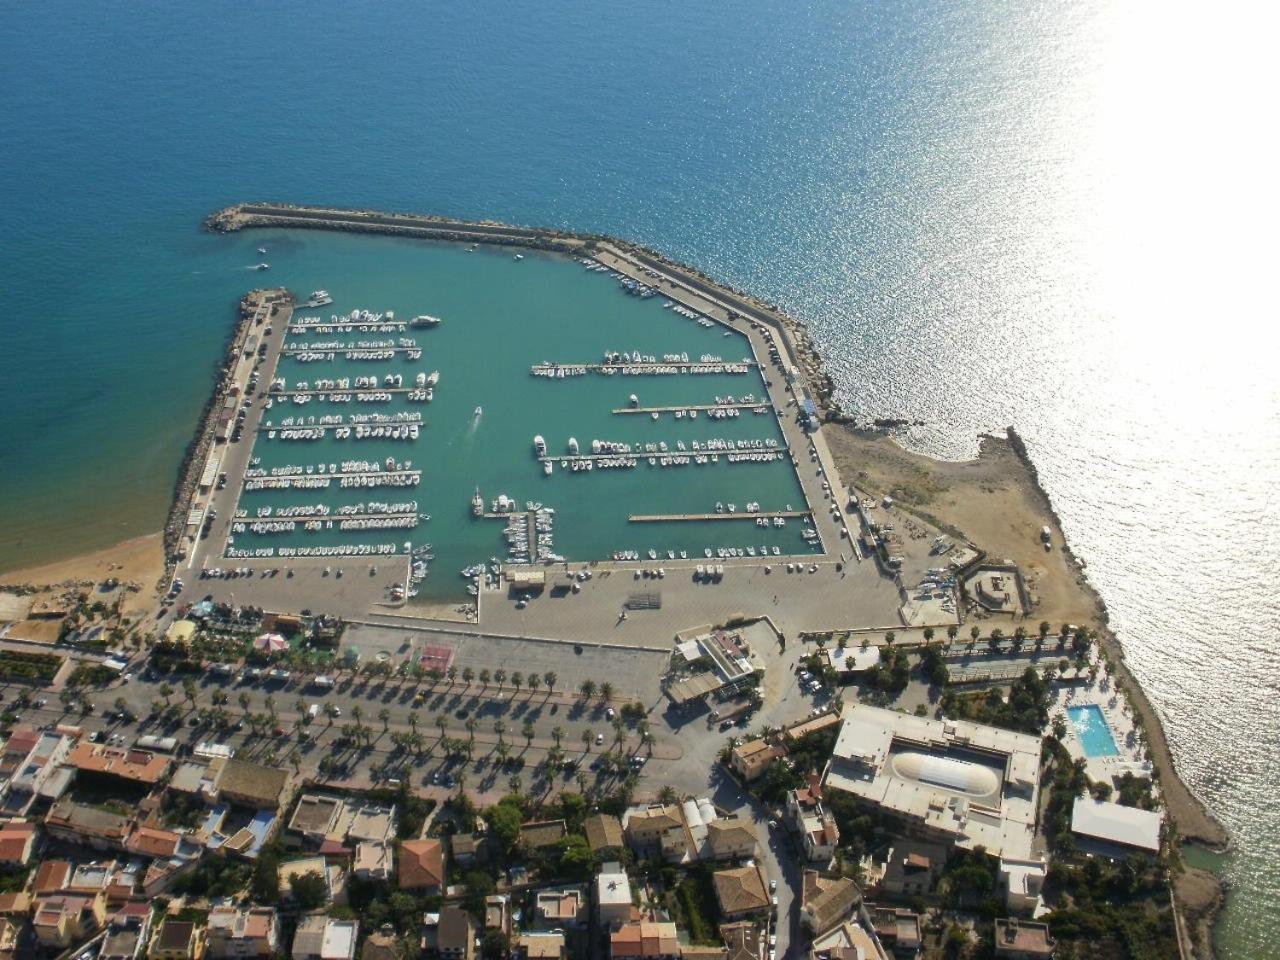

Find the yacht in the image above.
[
  {"left": 255, "top": 262, "right": 270, "bottom": 271},
  {"left": 543, "top": 461, "right": 553, "bottom": 476},
  {"left": 533, "top": 434, "right": 546, "bottom": 456},
  {"left": 474, "top": 405, "right": 483, "bottom": 416},
  {"left": 411, "top": 314, "right": 442, "bottom": 327}
]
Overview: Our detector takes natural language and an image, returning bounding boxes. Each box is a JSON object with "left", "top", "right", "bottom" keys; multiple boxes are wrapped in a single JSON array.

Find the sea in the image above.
[{"left": 1, "top": 2, "right": 1275, "bottom": 954}]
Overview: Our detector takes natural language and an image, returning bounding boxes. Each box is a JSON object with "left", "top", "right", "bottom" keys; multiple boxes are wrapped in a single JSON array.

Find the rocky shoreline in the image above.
[{"left": 207, "top": 202, "right": 1229, "bottom": 954}]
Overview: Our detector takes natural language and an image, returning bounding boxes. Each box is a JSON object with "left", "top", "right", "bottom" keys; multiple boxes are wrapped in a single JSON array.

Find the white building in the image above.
[
  {"left": 595, "top": 862, "right": 633, "bottom": 927},
  {"left": 1071, "top": 797, "right": 1163, "bottom": 857},
  {"left": 822, "top": 704, "right": 1042, "bottom": 860}
]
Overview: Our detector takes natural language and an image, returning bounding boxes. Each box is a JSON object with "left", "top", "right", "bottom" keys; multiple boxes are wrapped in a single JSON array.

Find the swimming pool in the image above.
[{"left": 1068, "top": 704, "right": 1121, "bottom": 758}]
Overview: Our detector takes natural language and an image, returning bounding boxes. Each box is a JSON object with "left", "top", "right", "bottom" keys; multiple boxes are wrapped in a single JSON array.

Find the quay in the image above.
[
  {"left": 531, "top": 361, "right": 757, "bottom": 374},
  {"left": 270, "top": 387, "right": 424, "bottom": 396},
  {"left": 613, "top": 403, "right": 770, "bottom": 414},
  {"left": 628, "top": 511, "right": 811, "bottom": 522}
]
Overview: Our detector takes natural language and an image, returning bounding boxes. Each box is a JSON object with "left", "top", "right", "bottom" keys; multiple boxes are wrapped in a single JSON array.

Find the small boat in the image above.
[
  {"left": 474, "top": 405, "right": 483, "bottom": 417},
  {"left": 255, "top": 263, "right": 270, "bottom": 271},
  {"left": 513, "top": 253, "right": 524, "bottom": 261},
  {"left": 411, "top": 315, "right": 442, "bottom": 327},
  {"left": 543, "top": 462, "right": 553, "bottom": 476},
  {"left": 257, "top": 247, "right": 267, "bottom": 254}
]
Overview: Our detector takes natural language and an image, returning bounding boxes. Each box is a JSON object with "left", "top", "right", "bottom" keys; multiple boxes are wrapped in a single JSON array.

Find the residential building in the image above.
[
  {"left": 206, "top": 905, "right": 280, "bottom": 959},
  {"left": 705, "top": 817, "right": 758, "bottom": 862},
  {"left": 398, "top": 838, "right": 444, "bottom": 893},
  {"left": 102, "top": 912, "right": 154, "bottom": 960},
  {"left": 354, "top": 841, "right": 393, "bottom": 881},
  {"left": 0, "top": 820, "right": 36, "bottom": 865},
  {"left": 868, "top": 906, "right": 923, "bottom": 959},
  {"left": 993, "top": 919, "right": 1055, "bottom": 959},
  {"left": 68, "top": 742, "right": 172, "bottom": 787},
  {"left": 999, "top": 858, "right": 1047, "bottom": 913},
  {"left": 2, "top": 729, "right": 73, "bottom": 813},
  {"left": 360, "top": 928, "right": 401, "bottom": 960},
  {"left": 786, "top": 779, "right": 839, "bottom": 863},
  {"left": 515, "top": 932, "right": 566, "bottom": 959},
  {"left": 596, "top": 863, "right": 634, "bottom": 927},
  {"left": 623, "top": 804, "right": 690, "bottom": 862},
  {"left": 1070, "top": 798, "right": 1163, "bottom": 858},
  {"left": 279, "top": 856, "right": 335, "bottom": 903},
  {"left": 822, "top": 705, "right": 1042, "bottom": 861},
  {"left": 718, "top": 921, "right": 764, "bottom": 960},
  {"left": 33, "top": 891, "right": 107, "bottom": 949},
  {"left": 609, "top": 921, "right": 679, "bottom": 959},
  {"left": 289, "top": 794, "right": 345, "bottom": 845},
  {"left": 879, "top": 842, "right": 945, "bottom": 899},
  {"left": 729, "top": 739, "right": 786, "bottom": 783},
  {"left": 0, "top": 918, "right": 19, "bottom": 960},
  {"left": 519, "top": 819, "right": 567, "bottom": 854},
  {"left": 150, "top": 919, "right": 206, "bottom": 960},
  {"left": 712, "top": 863, "right": 770, "bottom": 920},
  {"left": 583, "top": 813, "right": 625, "bottom": 853},
  {"left": 810, "top": 919, "right": 886, "bottom": 960},
  {"left": 291, "top": 917, "right": 357, "bottom": 960},
  {"left": 448, "top": 832, "right": 480, "bottom": 866},
  {"left": 45, "top": 799, "right": 131, "bottom": 850},
  {"left": 436, "top": 907, "right": 475, "bottom": 960},
  {"left": 485, "top": 895, "right": 512, "bottom": 938},
  {"left": 216, "top": 759, "right": 289, "bottom": 810},
  {"left": 346, "top": 803, "right": 396, "bottom": 845},
  {"left": 799, "top": 871, "right": 861, "bottom": 937},
  {"left": 534, "top": 887, "right": 588, "bottom": 929}
]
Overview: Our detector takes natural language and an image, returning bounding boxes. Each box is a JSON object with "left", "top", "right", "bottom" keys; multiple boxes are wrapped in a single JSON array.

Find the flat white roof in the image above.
[
  {"left": 321, "top": 919, "right": 357, "bottom": 960},
  {"left": 1071, "top": 797, "right": 1163, "bottom": 853},
  {"left": 596, "top": 869, "right": 632, "bottom": 906}
]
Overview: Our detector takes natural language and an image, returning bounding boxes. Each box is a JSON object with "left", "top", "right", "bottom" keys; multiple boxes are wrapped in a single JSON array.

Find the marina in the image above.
[{"left": 186, "top": 239, "right": 831, "bottom": 605}]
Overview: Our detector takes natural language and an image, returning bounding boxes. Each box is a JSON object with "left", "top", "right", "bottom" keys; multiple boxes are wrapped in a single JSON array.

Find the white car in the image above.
[{"left": 770, "top": 879, "right": 778, "bottom": 892}]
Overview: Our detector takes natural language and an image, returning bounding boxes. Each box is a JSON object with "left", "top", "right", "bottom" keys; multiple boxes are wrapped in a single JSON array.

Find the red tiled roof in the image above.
[
  {"left": 33, "top": 860, "right": 72, "bottom": 894},
  {"left": 398, "top": 839, "right": 444, "bottom": 890}
]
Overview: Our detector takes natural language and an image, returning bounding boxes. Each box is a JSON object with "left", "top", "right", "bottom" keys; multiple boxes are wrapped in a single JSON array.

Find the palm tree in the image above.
[
  {"left": 922, "top": 627, "right": 934, "bottom": 645},
  {"left": 351, "top": 705, "right": 363, "bottom": 727},
  {"left": 527, "top": 673, "right": 541, "bottom": 694},
  {"left": 970, "top": 625, "right": 981, "bottom": 642},
  {"left": 575, "top": 772, "right": 588, "bottom": 795},
  {"left": 465, "top": 716, "right": 478, "bottom": 743},
  {"left": 494, "top": 719, "right": 507, "bottom": 744},
  {"left": 543, "top": 671, "right": 557, "bottom": 694},
  {"left": 462, "top": 667, "right": 475, "bottom": 686},
  {"left": 113, "top": 696, "right": 128, "bottom": 715},
  {"left": 295, "top": 697, "right": 306, "bottom": 717},
  {"left": 494, "top": 668, "right": 507, "bottom": 687},
  {"left": 582, "top": 729, "right": 593, "bottom": 751},
  {"left": 182, "top": 678, "right": 197, "bottom": 706},
  {"left": 435, "top": 714, "right": 447, "bottom": 739},
  {"left": 479, "top": 669, "right": 491, "bottom": 689},
  {"left": 264, "top": 695, "right": 277, "bottom": 719},
  {"left": 551, "top": 726, "right": 565, "bottom": 748},
  {"left": 600, "top": 681, "right": 614, "bottom": 702},
  {"left": 522, "top": 720, "right": 535, "bottom": 746},
  {"left": 511, "top": 672, "right": 523, "bottom": 695},
  {"left": 612, "top": 717, "right": 625, "bottom": 745},
  {"left": 408, "top": 714, "right": 419, "bottom": 735},
  {"left": 658, "top": 785, "right": 678, "bottom": 805},
  {"left": 159, "top": 682, "right": 174, "bottom": 704},
  {"left": 238, "top": 692, "right": 250, "bottom": 713},
  {"left": 446, "top": 666, "right": 458, "bottom": 685},
  {"left": 378, "top": 708, "right": 390, "bottom": 732},
  {"left": 508, "top": 774, "right": 522, "bottom": 795},
  {"left": 580, "top": 679, "right": 596, "bottom": 700},
  {"left": 947, "top": 624, "right": 959, "bottom": 643},
  {"left": 495, "top": 740, "right": 510, "bottom": 764}
]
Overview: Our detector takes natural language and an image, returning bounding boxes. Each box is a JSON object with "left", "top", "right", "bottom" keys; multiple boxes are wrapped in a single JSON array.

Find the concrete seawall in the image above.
[{"left": 206, "top": 203, "right": 838, "bottom": 411}]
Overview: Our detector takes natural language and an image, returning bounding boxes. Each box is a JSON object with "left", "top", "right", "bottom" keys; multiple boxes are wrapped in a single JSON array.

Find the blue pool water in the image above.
[{"left": 1068, "top": 704, "right": 1121, "bottom": 759}]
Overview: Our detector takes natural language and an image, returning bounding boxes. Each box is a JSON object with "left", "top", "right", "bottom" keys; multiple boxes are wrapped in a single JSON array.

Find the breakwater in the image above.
[{"left": 206, "top": 204, "right": 838, "bottom": 413}]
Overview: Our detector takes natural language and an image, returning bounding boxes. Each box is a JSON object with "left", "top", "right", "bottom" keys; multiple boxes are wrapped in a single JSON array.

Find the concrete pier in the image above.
[
  {"left": 613, "top": 403, "right": 771, "bottom": 415},
  {"left": 628, "top": 511, "right": 811, "bottom": 522}
]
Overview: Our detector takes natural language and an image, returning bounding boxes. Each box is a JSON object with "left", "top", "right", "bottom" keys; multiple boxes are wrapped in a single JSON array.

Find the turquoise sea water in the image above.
[
  {"left": 2, "top": 2, "right": 1276, "bottom": 954},
  {"left": 230, "top": 235, "right": 816, "bottom": 598},
  {"left": 1067, "top": 705, "right": 1121, "bottom": 760}
]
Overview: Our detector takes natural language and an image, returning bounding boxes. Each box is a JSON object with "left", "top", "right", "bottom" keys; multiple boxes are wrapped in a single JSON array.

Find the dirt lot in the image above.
[{"left": 824, "top": 425, "right": 1102, "bottom": 628}]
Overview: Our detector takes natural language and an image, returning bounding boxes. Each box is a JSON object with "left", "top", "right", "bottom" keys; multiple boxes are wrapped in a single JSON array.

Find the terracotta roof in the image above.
[
  {"left": 67, "top": 742, "right": 170, "bottom": 783},
  {"left": 802, "top": 871, "right": 861, "bottom": 935},
  {"left": 154, "top": 919, "right": 197, "bottom": 953},
  {"left": 397, "top": 839, "right": 444, "bottom": 890},
  {"left": 0, "top": 893, "right": 30, "bottom": 915},
  {"left": 609, "top": 920, "right": 679, "bottom": 958},
  {"left": 583, "top": 813, "right": 624, "bottom": 851},
  {"left": 712, "top": 863, "right": 770, "bottom": 917},
  {"left": 0, "top": 826, "right": 33, "bottom": 864},
  {"left": 33, "top": 860, "right": 73, "bottom": 894},
  {"left": 626, "top": 806, "right": 683, "bottom": 834},
  {"left": 216, "top": 758, "right": 288, "bottom": 808},
  {"left": 126, "top": 825, "right": 181, "bottom": 858},
  {"left": 717, "top": 921, "right": 762, "bottom": 960},
  {"left": 361, "top": 930, "right": 402, "bottom": 960}
]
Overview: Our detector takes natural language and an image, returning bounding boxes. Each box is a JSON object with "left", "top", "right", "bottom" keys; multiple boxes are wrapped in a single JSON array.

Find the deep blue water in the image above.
[{"left": 2, "top": 2, "right": 1276, "bottom": 954}]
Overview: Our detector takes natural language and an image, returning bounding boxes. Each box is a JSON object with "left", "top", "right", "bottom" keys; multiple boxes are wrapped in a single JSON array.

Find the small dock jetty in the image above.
[
  {"left": 613, "top": 403, "right": 771, "bottom": 415},
  {"left": 628, "top": 511, "right": 811, "bottom": 522}
]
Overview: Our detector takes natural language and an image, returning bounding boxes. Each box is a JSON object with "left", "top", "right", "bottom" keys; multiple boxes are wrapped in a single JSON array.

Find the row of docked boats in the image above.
[{"left": 530, "top": 360, "right": 751, "bottom": 378}]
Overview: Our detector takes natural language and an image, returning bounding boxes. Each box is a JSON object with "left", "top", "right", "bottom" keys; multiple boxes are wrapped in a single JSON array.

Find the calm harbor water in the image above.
[
  {"left": 1, "top": 2, "right": 1275, "bottom": 954},
  {"left": 233, "top": 236, "right": 816, "bottom": 599}
]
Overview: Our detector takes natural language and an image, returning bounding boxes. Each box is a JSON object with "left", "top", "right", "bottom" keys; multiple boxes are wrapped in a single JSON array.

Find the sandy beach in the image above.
[{"left": 0, "top": 530, "right": 165, "bottom": 619}]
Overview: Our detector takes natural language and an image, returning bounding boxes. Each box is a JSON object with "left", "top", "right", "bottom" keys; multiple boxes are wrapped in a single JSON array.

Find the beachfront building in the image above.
[
  {"left": 822, "top": 704, "right": 1042, "bottom": 860},
  {"left": 1070, "top": 797, "right": 1164, "bottom": 858}
]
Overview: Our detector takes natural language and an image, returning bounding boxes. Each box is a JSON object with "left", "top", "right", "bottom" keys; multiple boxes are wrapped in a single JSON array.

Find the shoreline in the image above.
[{"left": 6, "top": 202, "right": 1227, "bottom": 952}]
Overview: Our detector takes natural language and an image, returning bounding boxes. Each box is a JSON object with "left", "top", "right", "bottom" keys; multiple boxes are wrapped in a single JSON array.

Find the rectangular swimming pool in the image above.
[{"left": 1067, "top": 704, "right": 1120, "bottom": 758}]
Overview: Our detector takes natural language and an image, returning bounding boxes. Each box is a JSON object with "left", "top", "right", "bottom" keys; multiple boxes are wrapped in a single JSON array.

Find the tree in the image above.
[
  {"left": 351, "top": 705, "right": 363, "bottom": 726},
  {"left": 479, "top": 669, "right": 491, "bottom": 689},
  {"left": 378, "top": 708, "right": 390, "bottom": 731},
  {"left": 522, "top": 720, "right": 535, "bottom": 746},
  {"left": 970, "top": 625, "right": 980, "bottom": 642},
  {"left": 465, "top": 716, "right": 478, "bottom": 743},
  {"left": 494, "top": 668, "right": 507, "bottom": 687},
  {"left": 238, "top": 692, "right": 250, "bottom": 713},
  {"left": 435, "top": 714, "right": 448, "bottom": 738},
  {"left": 551, "top": 726, "right": 565, "bottom": 748},
  {"left": 462, "top": 667, "right": 475, "bottom": 686},
  {"left": 923, "top": 627, "right": 934, "bottom": 644},
  {"left": 182, "top": 678, "right": 197, "bottom": 705},
  {"left": 947, "top": 624, "right": 959, "bottom": 642},
  {"left": 114, "top": 696, "right": 128, "bottom": 715},
  {"left": 494, "top": 719, "right": 507, "bottom": 743},
  {"left": 527, "top": 673, "right": 541, "bottom": 693},
  {"left": 582, "top": 729, "right": 594, "bottom": 750},
  {"left": 159, "top": 682, "right": 174, "bottom": 703},
  {"left": 658, "top": 785, "right": 678, "bottom": 805},
  {"left": 580, "top": 679, "right": 596, "bottom": 700},
  {"left": 511, "top": 672, "right": 523, "bottom": 694},
  {"left": 600, "top": 682, "right": 614, "bottom": 702},
  {"left": 543, "top": 671, "right": 557, "bottom": 693},
  {"left": 288, "top": 870, "right": 328, "bottom": 910},
  {"left": 265, "top": 695, "right": 277, "bottom": 719},
  {"left": 251, "top": 847, "right": 280, "bottom": 902}
]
